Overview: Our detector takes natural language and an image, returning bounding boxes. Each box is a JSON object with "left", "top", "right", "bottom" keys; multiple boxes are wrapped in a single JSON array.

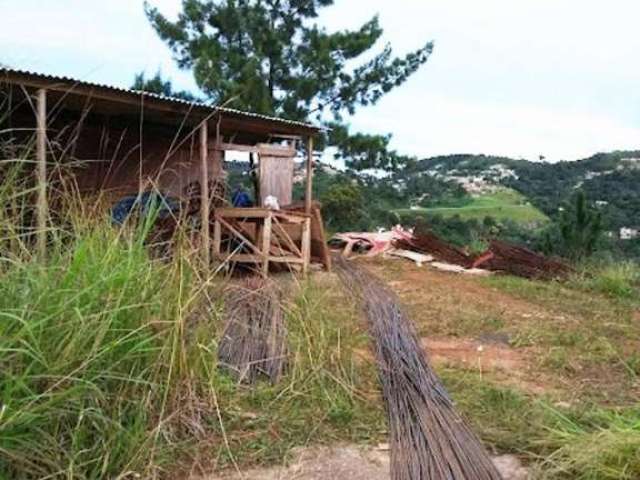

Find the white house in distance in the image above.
[{"left": 620, "top": 227, "right": 640, "bottom": 240}]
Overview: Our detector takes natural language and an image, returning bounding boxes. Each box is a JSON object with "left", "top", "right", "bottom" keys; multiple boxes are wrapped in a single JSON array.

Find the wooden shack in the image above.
[{"left": 0, "top": 68, "right": 330, "bottom": 274}]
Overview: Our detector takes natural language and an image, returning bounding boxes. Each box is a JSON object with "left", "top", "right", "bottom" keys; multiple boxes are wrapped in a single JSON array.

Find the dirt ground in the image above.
[
  {"left": 364, "top": 256, "right": 640, "bottom": 404},
  {"left": 203, "top": 445, "right": 528, "bottom": 480},
  {"left": 192, "top": 256, "right": 638, "bottom": 479}
]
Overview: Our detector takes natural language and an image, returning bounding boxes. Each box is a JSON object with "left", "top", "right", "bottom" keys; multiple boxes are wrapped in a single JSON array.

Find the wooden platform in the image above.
[{"left": 213, "top": 207, "right": 312, "bottom": 277}]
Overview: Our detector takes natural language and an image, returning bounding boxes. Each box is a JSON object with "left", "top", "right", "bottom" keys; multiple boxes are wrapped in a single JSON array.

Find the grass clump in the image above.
[
  {"left": 0, "top": 227, "right": 186, "bottom": 478},
  {"left": 538, "top": 407, "right": 640, "bottom": 479},
  {"left": 202, "top": 277, "right": 386, "bottom": 469},
  {"left": 440, "top": 367, "right": 640, "bottom": 479},
  {"left": 571, "top": 261, "right": 640, "bottom": 300}
]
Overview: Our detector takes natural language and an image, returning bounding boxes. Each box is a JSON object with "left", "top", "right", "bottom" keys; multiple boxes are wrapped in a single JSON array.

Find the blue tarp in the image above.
[{"left": 111, "top": 192, "right": 180, "bottom": 225}]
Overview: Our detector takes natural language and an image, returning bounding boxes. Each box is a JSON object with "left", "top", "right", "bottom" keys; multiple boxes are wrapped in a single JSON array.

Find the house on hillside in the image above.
[
  {"left": 0, "top": 68, "right": 330, "bottom": 274},
  {"left": 620, "top": 227, "right": 640, "bottom": 240}
]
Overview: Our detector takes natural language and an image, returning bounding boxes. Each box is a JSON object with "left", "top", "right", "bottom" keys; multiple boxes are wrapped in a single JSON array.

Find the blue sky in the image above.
[{"left": 2, "top": 0, "right": 639, "bottom": 162}]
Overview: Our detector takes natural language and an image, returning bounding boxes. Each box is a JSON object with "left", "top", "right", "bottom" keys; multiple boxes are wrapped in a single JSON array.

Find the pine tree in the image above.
[
  {"left": 559, "top": 190, "right": 603, "bottom": 259},
  {"left": 143, "top": 0, "right": 433, "bottom": 170},
  {"left": 132, "top": 71, "right": 197, "bottom": 101}
]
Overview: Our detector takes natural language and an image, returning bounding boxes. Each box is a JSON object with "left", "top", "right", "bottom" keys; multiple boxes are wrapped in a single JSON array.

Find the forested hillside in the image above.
[{"left": 418, "top": 150, "right": 640, "bottom": 230}]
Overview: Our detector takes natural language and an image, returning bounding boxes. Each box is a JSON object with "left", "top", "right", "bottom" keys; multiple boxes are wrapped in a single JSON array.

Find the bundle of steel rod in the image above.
[
  {"left": 395, "top": 231, "right": 473, "bottom": 267},
  {"left": 472, "top": 240, "right": 573, "bottom": 280},
  {"left": 336, "top": 257, "right": 502, "bottom": 480},
  {"left": 218, "top": 277, "right": 288, "bottom": 384}
]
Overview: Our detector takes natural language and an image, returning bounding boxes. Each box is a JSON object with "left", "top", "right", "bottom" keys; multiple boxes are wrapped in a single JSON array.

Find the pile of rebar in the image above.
[
  {"left": 472, "top": 240, "right": 573, "bottom": 280},
  {"left": 218, "top": 277, "right": 288, "bottom": 384},
  {"left": 397, "top": 230, "right": 572, "bottom": 281},
  {"left": 336, "top": 257, "right": 502, "bottom": 480},
  {"left": 395, "top": 232, "right": 473, "bottom": 267}
]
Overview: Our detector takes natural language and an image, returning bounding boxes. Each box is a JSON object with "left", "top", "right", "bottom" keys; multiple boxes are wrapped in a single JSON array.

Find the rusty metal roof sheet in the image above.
[{"left": 0, "top": 67, "right": 322, "bottom": 132}]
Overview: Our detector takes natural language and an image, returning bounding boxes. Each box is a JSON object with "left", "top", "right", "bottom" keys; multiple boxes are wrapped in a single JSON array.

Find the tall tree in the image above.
[
  {"left": 542, "top": 190, "right": 603, "bottom": 260},
  {"left": 559, "top": 190, "right": 603, "bottom": 260},
  {"left": 132, "top": 71, "right": 197, "bottom": 101},
  {"left": 143, "top": 0, "right": 433, "bottom": 170}
]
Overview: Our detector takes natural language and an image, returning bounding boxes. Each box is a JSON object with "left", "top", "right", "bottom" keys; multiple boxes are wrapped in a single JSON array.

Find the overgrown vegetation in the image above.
[{"left": 0, "top": 129, "right": 385, "bottom": 478}]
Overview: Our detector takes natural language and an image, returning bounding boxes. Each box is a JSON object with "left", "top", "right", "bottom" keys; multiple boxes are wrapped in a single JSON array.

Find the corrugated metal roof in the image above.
[{"left": 0, "top": 67, "right": 321, "bottom": 132}]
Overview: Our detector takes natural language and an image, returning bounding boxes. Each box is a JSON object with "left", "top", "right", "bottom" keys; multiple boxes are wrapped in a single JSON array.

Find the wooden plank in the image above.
[
  {"left": 217, "top": 254, "right": 304, "bottom": 264},
  {"left": 301, "top": 217, "right": 311, "bottom": 276},
  {"left": 213, "top": 218, "right": 221, "bottom": 256},
  {"left": 311, "top": 205, "right": 332, "bottom": 272},
  {"left": 256, "top": 143, "right": 296, "bottom": 157},
  {"left": 216, "top": 142, "right": 259, "bottom": 153},
  {"left": 283, "top": 202, "right": 331, "bottom": 271},
  {"left": 200, "top": 121, "right": 210, "bottom": 267},
  {"left": 218, "top": 217, "right": 262, "bottom": 255},
  {"left": 273, "top": 210, "right": 312, "bottom": 222},
  {"left": 305, "top": 135, "right": 314, "bottom": 214},
  {"left": 272, "top": 217, "right": 303, "bottom": 257},
  {"left": 270, "top": 256, "right": 304, "bottom": 264},
  {"left": 36, "top": 88, "right": 47, "bottom": 258},
  {"left": 261, "top": 212, "right": 272, "bottom": 277},
  {"left": 215, "top": 207, "right": 271, "bottom": 218},
  {"left": 218, "top": 254, "right": 262, "bottom": 263},
  {"left": 259, "top": 154, "right": 294, "bottom": 206}
]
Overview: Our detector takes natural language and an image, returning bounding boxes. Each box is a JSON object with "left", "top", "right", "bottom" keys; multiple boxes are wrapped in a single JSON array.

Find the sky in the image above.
[{"left": 1, "top": 0, "right": 639, "bottom": 162}]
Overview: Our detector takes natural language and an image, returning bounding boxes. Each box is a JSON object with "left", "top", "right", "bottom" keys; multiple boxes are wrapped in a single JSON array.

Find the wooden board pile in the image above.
[
  {"left": 336, "top": 257, "right": 502, "bottom": 480},
  {"left": 218, "top": 277, "right": 288, "bottom": 384}
]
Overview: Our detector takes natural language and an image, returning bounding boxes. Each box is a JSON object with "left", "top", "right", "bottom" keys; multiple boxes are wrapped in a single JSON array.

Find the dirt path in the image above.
[{"left": 202, "top": 445, "right": 528, "bottom": 480}]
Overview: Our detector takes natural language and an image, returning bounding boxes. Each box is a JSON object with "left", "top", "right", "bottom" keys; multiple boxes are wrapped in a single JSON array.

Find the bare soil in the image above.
[{"left": 202, "top": 445, "right": 528, "bottom": 480}]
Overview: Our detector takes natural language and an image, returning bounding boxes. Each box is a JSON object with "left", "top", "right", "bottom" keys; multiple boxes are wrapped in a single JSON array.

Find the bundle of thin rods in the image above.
[
  {"left": 336, "top": 257, "right": 502, "bottom": 480},
  {"left": 472, "top": 240, "right": 573, "bottom": 280},
  {"left": 218, "top": 277, "right": 288, "bottom": 384}
]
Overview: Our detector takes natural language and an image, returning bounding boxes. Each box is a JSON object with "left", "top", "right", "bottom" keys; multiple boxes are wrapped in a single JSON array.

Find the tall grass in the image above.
[
  {"left": 539, "top": 407, "right": 640, "bottom": 479},
  {"left": 0, "top": 114, "right": 384, "bottom": 477},
  {"left": 571, "top": 261, "right": 640, "bottom": 300},
  {"left": 0, "top": 223, "right": 193, "bottom": 478}
]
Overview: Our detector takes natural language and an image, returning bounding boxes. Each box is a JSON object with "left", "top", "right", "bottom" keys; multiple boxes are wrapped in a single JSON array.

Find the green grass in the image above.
[
  {"left": 2, "top": 129, "right": 639, "bottom": 477},
  {"left": 0, "top": 223, "right": 387, "bottom": 478},
  {"left": 396, "top": 188, "right": 549, "bottom": 224},
  {"left": 570, "top": 261, "right": 640, "bottom": 300},
  {"left": 440, "top": 367, "right": 640, "bottom": 479}
]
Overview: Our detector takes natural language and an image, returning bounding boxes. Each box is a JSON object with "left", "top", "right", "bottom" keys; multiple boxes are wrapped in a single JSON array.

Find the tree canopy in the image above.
[
  {"left": 132, "top": 70, "right": 197, "bottom": 101},
  {"left": 142, "top": 0, "right": 433, "bottom": 170}
]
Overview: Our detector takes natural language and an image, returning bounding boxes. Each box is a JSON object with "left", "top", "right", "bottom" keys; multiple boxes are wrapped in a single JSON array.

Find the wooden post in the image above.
[
  {"left": 301, "top": 217, "right": 311, "bottom": 276},
  {"left": 305, "top": 135, "right": 314, "bottom": 214},
  {"left": 213, "top": 215, "right": 221, "bottom": 258},
  {"left": 36, "top": 89, "right": 48, "bottom": 258},
  {"left": 261, "top": 212, "right": 272, "bottom": 277},
  {"left": 200, "top": 120, "right": 210, "bottom": 267}
]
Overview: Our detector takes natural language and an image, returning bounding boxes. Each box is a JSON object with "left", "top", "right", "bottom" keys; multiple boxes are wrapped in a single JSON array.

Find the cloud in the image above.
[
  {"left": 352, "top": 91, "right": 640, "bottom": 162},
  {"left": 1, "top": 0, "right": 638, "bottom": 161}
]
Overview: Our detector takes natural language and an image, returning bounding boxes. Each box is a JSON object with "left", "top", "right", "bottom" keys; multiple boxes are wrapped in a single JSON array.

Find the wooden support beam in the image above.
[
  {"left": 213, "top": 218, "right": 222, "bottom": 257},
  {"left": 301, "top": 217, "right": 311, "bottom": 276},
  {"left": 305, "top": 135, "right": 314, "bottom": 214},
  {"left": 261, "top": 212, "right": 272, "bottom": 277},
  {"left": 36, "top": 88, "right": 47, "bottom": 258},
  {"left": 216, "top": 217, "right": 262, "bottom": 256},
  {"left": 200, "top": 120, "right": 210, "bottom": 267}
]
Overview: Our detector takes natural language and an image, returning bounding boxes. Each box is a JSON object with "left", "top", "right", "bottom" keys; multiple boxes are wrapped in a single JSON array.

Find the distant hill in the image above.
[
  {"left": 415, "top": 151, "right": 640, "bottom": 231},
  {"left": 395, "top": 188, "right": 548, "bottom": 225}
]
